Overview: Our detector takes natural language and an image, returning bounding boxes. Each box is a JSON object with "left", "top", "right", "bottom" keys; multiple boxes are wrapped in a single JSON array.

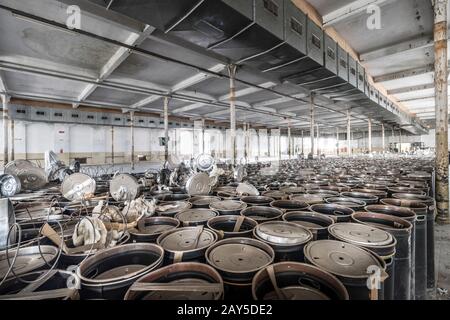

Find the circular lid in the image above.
[
  {"left": 263, "top": 191, "right": 287, "bottom": 199},
  {"left": 255, "top": 222, "right": 312, "bottom": 245},
  {"left": 61, "top": 173, "right": 96, "bottom": 201},
  {"left": 185, "top": 173, "right": 211, "bottom": 195},
  {"left": 328, "top": 223, "right": 393, "bottom": 247},
  {"left": 196, "top": 154, "right": 215, "bottom": 172},
  {"left": 0, "top": 174, "right": 21, "bottom": 197},
  {"left": 109, "top": 173, "right": 140, "bottom": 201},
  {"left": 136, "top": 217, "right": 179, "bottom": 235},
  {"left": 263, "top": 286, "right": 330, "bottom": 300},
  {"left": 190, "top": 196, "right": 221, "bottom": 207},
  {"left": 210, "top": 200, "right": 246, "bottom": 211},
  {"left": 291, "top": 194, "right": 324, "bottom": 204},
  {"left": 207, "top": 239, "right": 273, "bottom": 273},
  {"left": 304, "top": 240, "right": 382, "bottom": 278},
  {"left": 156, "top": 201, "right": 191, "bottom": 215},
  {"left": 140, "top": 278, "right": 217, "bottom": 300},
  {"left": 175, "top": 209, "right": 218, "bottom": 224},
  {"left": 158, "top": 227, "right": 217, "bottom": 252},
  {"left": 13, "top": 167, "right": 48, "bottom": 191},
  {"left": 0, "top": 246, "right": 59, "bottom": 279}
]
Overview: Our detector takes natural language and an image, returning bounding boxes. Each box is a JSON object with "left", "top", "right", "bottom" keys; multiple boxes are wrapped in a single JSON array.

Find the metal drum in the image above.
[
  {"left": 282, "top": 211, "right": 334, "bottom": 240},
  {"left": 307, "top": 190, "right": 340, "bottom": 197},
  {"left": 392, "top": 193, "right": 436, "bottom": 290},
  {"left": 157, "top": 226, "right": 217, "bottom": 264},
  {"left": 77, "top": 243, "right": 164, "bottom": 300},
  {"left": 0, "top": 270, "right": 79, "bottom": 300},
  {"left": 270, "top": 200, "right": 309, "bottom": 213},
  {"left": 304, "top": 240, "right": 387, "bottom": 300},
  {"left": 124, "top": 262, "right": 224, "bottom": 300},
  {"left": 351, "top": 189, "right": 388, "bottom": 199},
  {"left": 209, "top": 200, "right": 247, "bottom": 216},
  {"left": 109, "top": 173, "right": 141, "bottom": 201},
  {"left": 325, "top": 197, "right": 366, "bottom": 211},
  {"left": 175, "top": 208, "right": 218, "bottom": 227},
  {"left": 321, "top": 185, "right": 351, "bottom": 193},
  {"left": 262, "top": 190, "right": 289, "bottom": 200},
  {"left": 253, "top": 221, "right": 313, "bottom": 262},
  {"left": 310, "top": 204, "right": 354, "bottom": 222},
  {"left": 156, "top": 201, "right": 191, "bottom": 217},
  {"left": 328, "top": 223, "right": 396, "bottom": 300},
  {"left": 190, "top": 196, "right": 222, "bottom": 208},
  {"left": 252, "top": 262, "right": 349, "bottom": 300},
  {"left": 0, "top": 245, "right": 59, "bottom": 280},
  {"left": 279, "top": 186, "right": 305, "bottom": 195},
  {"left": 341, "top": 192, "right": 379, "bottom": 205},
  {"left": 240, "top": 206, "right": 283, "bottom": 223},
  {"left": 387, "top": 187, "right": 425, "bottom": 197},
  {"left": 241, "top": 196, "right": 275, "bottom": 207},
  {"left": 154, "top": 193, "right": 190, "bottom": 203},
  {"left": 205, "top": 237, "right": 275, "bottom": 300},
  {"left": 0, "top": 198, "right": 15, "bottom": 250},
  {"left": 365, "top": 204, "right": 417, "bottom": 300},
  {"left": 130, "top": 216, "right": 180, "bottom": 243},
  {"left": 207, "top": 215, "right": 257, "bottom": 239},
  {"left": 290, "top": 194, "right": 324, "bottom": 205},
  {"left": 351, "top": 212, "right": 413, "bottom": 300}
]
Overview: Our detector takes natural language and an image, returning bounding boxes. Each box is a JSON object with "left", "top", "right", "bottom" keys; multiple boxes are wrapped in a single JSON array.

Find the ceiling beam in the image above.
[
  {"left": 73, "top": 24, "right": 156, "bottom": 108},
  {"left": 323, "top": 0, "right": 393, "bottom": 28},
  {"left": 253, "top": 93, "right": 308, "bottom": 108},
  {"left": 373, "top": 64, "right": 434, "bottom": 83},
  {"left": 387, "top": 83, "right": 435, "bottom": 95}
]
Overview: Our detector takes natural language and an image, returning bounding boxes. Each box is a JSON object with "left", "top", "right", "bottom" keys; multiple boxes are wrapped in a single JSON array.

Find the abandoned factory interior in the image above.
[{"left": 1, "top": 0, "right": 450, "bottom": 303}]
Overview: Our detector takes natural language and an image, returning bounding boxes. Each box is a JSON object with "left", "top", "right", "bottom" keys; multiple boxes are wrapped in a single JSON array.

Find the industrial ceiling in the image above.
[{"left": 0, "top": 0, "right": 439, "bottom": 135}]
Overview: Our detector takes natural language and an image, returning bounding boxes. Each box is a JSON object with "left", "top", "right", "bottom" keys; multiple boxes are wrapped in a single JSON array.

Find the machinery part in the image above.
[
  {"left": 69, "top": 160, "right": 81, "bottom": 173},
  {"left": 207, "top": 215, "right": 257, "bottom": 239},
  {"left": 157, "top": 226, "right": 218, "bottom": 264},
  {"left": 252, "top": 262, "right": 349, "bottom": 300},
  {"left": 0, "top": 199, "right": 15, "bottom": 250},
  {"left": 0, "top": 174, "right": 21, "bottom": 197},
  {"left": 77, "top": 243, "right": 164, "bottom": 300},
  {"left": 124, "top": 262, "right": 224, "bottom": 300},
  {"left": 282, "top": 211, "right": 334, "bottom": 240},
  {"left": 61, "top": 173, "right": 96, "bottom": 201},
  {"left": 185, "top": 173, "right": 211, "bottom": 196},
  {"left": 130, "top": 216, "right": 180, "bottom": 243},
  {"left": 310, "top": 204, "right": 354, "bottom": 222},
  {"left": 195, "top": 154, "right": 215, "bottom": 172},
  {"left": 6, "top": 165, "right": 47, "bottom": 191},
  {"left": 254, "top": 221, "right": 313, "bottom": 262},
  {"left": 240, "top": 206, "right": 283, "bottom": 223},
  {"left": 304, "top": 240, "right": 387, "bottom": 300},
  {"left": 109, "top": 173, "right": 141, "bottom": 201},
  {"left": 270, "top": 200, "right": 309, "bottom": 212},
  {"left": 0, "top": 270, "right": 79, "bottom": 300},
  {"left": 175, "top": 208, "right": 218, "bottom": 227},
  {"left": 209, "top": 200, "right": 247, "bottom": 215}
]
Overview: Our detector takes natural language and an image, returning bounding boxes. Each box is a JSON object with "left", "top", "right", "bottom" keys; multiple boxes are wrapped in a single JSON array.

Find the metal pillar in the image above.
[
  {"left": 164, "top": 97, "right": 169, "bottom": 162},
  {"left": 257, "top": 129, "right": 261, "bottom": 159},
  {"left": 268, "top": 130, "right": 271, "bottom": 158},
  {"left": 201, "top": 118, "right": 205, "bottom": 154},
  {"left": 228, "top": 65, "right": 237, "bottom": 166},
  {"left": 336, "top": 127, "right": 340, "bottom": 156},
  {"left": 381, "top": 124, "right": 385, "bottom": 153},
  {"left": 301, "top": 130, "right": 304, "bottom": 155},
  {"left": 130, "top": 111, "right": 135, "bottom": 170},
  {"left": 287, "top": 121, "right": 292, "bottom": 159},
  {"left": 433, "top": 0, "right": 449, "bottom": 223},
  {"left": 310, "top": 95, "right": 315, "bottom": 157},
  {"left": 243, "top": 122, "right": 248, "bottom": 161},
  {"left": 347, "top": 109, "right": 351, "bottom": 156},
  {"left": 433, "top": 0, "right": 450, "bottom": 224},
  {"left": 316, "top": 124, "right": 320, "bottom": 157},
  {"left": 2, "top": 95, "right": 9, "bottom": 168},
  {"left": 10, "top": 119, "right": 14, "bottom": 161},
  {"left": 278, "top": 127, "right": 282, "bottom": 160},
  {"left": 111, "top": 126, "right": 115, "bottom": 165},
  {"left": 368, "top": 119, "right": 372, "bottom": 153},
  {"left": 399, "top": 129, "right": 402, "bottom": 153}
]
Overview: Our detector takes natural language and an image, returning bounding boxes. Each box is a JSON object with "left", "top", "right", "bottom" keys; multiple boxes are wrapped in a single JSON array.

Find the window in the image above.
[
  {"left": 138, "top": 119, "right": 144, "bottom": 123},
  {"left": 101, "top": 116, "right": 108, "bottom": 120},
  {"left": 263, "top": 0, "right": 278, "bottom": 17},
  {"left": 350, "top": 68, "right": 356, "bottom": 76},
  {"left": 36, "top": 111, "right": 45, "bottom": 116},
  {"left": 114, "top": 118, "right": 121, "bottom": 121},
  {"left": 54, "top": 112, "right": 63, "bottom": 117},
  {"left": 17, "top": 109, "right": 26, "bottom": 114},
  {"left": 312, "top": 34, "right": 321, "bottom": 49},
  {"left": 87, "top": 115, "right": 94, "bottom": 119},
  {"left": 290, "top": 18, "right": 303, "bottom": 36},
  {"left": 340, "top": 58, "right": 347, "bottom": 69},
  {"left": 72, "top": 114, "right": 79, "bottom": 118},
  {"left": 327, "top": 47, "right": 336, "bottom": 60}
]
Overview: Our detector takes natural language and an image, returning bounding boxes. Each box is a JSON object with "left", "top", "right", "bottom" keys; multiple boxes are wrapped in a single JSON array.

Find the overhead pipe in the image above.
[{"left": 433, "top": 0, "right": 449, "bottom": 223}]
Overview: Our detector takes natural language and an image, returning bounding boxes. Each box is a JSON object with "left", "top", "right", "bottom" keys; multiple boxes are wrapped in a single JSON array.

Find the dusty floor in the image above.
[{"left": 432, "top": 223, "right": 450, "bottom": 300}]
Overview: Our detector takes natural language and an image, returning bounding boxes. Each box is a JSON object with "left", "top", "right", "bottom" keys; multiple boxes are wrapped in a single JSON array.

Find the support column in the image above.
[
  {"left": 310, "top": 95, "right": 315, "bottom": 157},
  {"left": 316, "top": 124, "right": 320, "bottom": 157},
  {"left": 164, "top": 97, "right": 169, "bottom": 163},
  {"left": 336, "top": 127, "right": 340, "bottom": 156},
  {"left": 201, "top": 118, "right": 205, "bottom": 154},
  {"left": 301, "top": 130, "right": 304, "bottom": 155},
  {"left": 228, "top": 65, "right": 237, "bottom": 166},
  {"left": 257, "top": 129, "right": 261, "bottom": 159},
  {"left": 433, "top": 0, "right": 449, "bottom": 222},
  {"left": 381, "top": 124, "right": 385, "bottom": 153},
  {"left": 347, "top": 109, "right": 351, "bottom": 156},
  {"left": 287, "top": 120, "right": 292, "bottom": 159},
  {"left": 268, "top": 130, "right": 271, "bottom": 158},
  {"left": 130, "top": 111, "right": 135, "bottom": 170},
  {"left": 278, "top": 127, "right": 282, "bottom": 161},
  {"left": 368, "top": 119, "right": 372, "bottom": 153},
  {"left": 2, "top": 95, "right": 9, "bottom": 168},
  {"left": 391, "top": 127, "right": 396, "bottom": 152},
  {"left": 111, "top": 126, "right": 115, "bottom": 165},
  {"left": 399, "top": 129, "right": 402, "bottom": 153},
  {"left": 10, "top": 119, "right": 14, "bottom": 161},
  {"left": 243, "top": 122, "right": 248, "bottom": 161}
]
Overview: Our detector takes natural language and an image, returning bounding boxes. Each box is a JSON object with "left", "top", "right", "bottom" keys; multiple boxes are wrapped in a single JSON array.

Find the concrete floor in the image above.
[{"left": 433, "top": 223, "right": 450, "bottom": 300}]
